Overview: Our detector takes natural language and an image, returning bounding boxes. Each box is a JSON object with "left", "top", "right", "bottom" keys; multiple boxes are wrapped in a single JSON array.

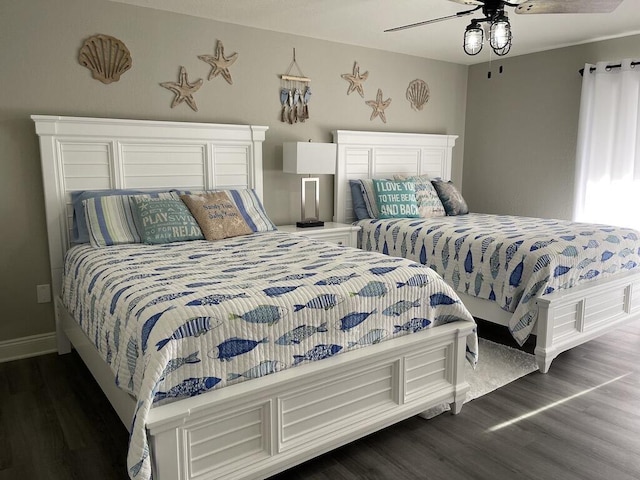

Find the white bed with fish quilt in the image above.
[
  {"left": 64, "top": 232, "right": 477, "bottom": 480},
  {"left": 34, "top": 116, "right": 477, "bottom": 480},
  {"left": 333, "top": 129, "right": 640, "bottom": 372}
]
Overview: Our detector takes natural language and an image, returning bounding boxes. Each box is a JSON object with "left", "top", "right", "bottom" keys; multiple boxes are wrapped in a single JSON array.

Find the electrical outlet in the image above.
[{"left": 37, "top": 284, "right": 51, "bottom": 304}]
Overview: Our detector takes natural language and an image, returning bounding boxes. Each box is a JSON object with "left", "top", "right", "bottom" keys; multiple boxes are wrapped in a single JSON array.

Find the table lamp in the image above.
[{"left": 283, "top": 141, "right": 337, "bottom": 228}]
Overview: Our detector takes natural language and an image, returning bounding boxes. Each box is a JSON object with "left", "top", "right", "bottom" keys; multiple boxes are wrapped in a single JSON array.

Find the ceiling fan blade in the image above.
[
  {"left": 384, "top": 6, "right": 481, "bottom": 33},
  {"left": 515, "top": 0, "right": 623, "bottom": 14},
  {"left": 448, "top": 0, "right": 484, "bottom": 6},
  {"left": 448, "top": 0, "right": 528, "bottom": 6}
]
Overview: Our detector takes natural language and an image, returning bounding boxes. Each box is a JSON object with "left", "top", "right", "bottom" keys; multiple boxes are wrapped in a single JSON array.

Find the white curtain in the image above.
[{"left": 573, "top": 59, "right": 640, "bottom": 229}]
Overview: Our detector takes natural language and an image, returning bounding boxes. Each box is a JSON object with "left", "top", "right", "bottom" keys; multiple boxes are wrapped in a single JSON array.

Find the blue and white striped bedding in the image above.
[
  {"left": 62, "top": 231, "right": 478, "bottom": 480},
  {"left": 356, "top": 214, "right": 640, "bottom": 346}
]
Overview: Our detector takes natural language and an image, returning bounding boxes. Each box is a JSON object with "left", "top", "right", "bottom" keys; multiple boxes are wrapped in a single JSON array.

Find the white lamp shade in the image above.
[{"left": 283, "top": 142, "right": 337, "bottom": 175}]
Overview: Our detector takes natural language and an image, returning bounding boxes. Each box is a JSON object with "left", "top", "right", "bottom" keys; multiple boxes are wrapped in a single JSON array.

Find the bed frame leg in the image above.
[
  {"left": 449, "top": 400, "right": 463, "bottom": 415},
  {"left": 535, "top": 350, "right": 552, "bottom": 374},
  {"left": 55, "top": 298, "right": 71, "bottom": 354},
  {"left": 57, "top": 331, "right": 71, "bottom": 355}
]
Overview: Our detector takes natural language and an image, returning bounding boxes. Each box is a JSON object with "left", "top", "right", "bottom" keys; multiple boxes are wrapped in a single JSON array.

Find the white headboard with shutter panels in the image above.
[
  {"left": 33, "top": 115, "right": 268, "bottom": 305},
  {"left": 332, "top": 129, "right": 458, "bottom": 224}
]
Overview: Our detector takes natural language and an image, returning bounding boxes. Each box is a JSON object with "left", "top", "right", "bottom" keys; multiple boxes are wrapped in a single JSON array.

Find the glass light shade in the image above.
[
  {"left": 490, "top": 16, "right": 511, "bottom": 50},
  {"left": 463, "top": 24, "right": 484, "bottom": 56},
  {"left": 492, "top": 41, "right": 511, "bottom": 57}
]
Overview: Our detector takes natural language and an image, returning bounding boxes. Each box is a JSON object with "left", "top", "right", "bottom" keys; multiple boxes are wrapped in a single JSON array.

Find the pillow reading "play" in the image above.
[{"left": 372, "top": 179, "right": 420, "bottom": 219}]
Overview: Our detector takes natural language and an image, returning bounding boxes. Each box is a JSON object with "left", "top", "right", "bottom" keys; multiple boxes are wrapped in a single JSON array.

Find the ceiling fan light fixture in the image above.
[
  {"left": 386, "top": 0, "right": 624, "bottom": 60},
  {"left": 489, "top": 13, "right": 511, "bottom": 51},
  {"left": 492, "top": 41, "right": 511, "bottom": 56},
  {"left": 463, "top": 22, "right": 484, "bottom": 55}
]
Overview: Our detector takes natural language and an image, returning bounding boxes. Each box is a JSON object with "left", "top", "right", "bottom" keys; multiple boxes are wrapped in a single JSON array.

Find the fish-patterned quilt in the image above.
[
  {"left": 357, "top": 214, "right": 640, "bottom": 346},
  {"left": 62, "top": 231, "right": 478, "bottom": 480}
]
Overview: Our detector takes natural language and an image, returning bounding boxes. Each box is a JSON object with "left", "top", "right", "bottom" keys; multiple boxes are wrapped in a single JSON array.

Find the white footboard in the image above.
[
  {"left": 535, "top": 269, "right": 640, "bottom": 372},
  {"left": 458, "top": 269, "right": 640, "bottom": 372},
  {"left": 56, "top": 297, "right": 473, "bottom": 480},
  {"left": 146, "top": 321, "right": 473, "bottom": 480}
]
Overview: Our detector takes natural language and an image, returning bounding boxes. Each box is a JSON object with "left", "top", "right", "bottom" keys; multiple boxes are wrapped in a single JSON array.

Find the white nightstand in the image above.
[{"left": 277, "top": 222, "right": 361, "bottom": 248}]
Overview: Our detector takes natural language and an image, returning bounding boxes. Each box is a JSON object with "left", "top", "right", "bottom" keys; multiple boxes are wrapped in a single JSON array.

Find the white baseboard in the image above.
[{"left": 0, "top": 332, "right": 57, "bottom": 363}]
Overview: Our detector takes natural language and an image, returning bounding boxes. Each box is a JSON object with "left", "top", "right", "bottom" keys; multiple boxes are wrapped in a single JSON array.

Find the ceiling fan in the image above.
[{"left": 385, "top": 0, "right": 624, "bottom": 57}]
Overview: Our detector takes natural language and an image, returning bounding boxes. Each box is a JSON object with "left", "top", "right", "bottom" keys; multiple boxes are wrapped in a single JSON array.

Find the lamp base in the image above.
[{"left": 296, "top": 220, "right": 324, "bottom": 228}]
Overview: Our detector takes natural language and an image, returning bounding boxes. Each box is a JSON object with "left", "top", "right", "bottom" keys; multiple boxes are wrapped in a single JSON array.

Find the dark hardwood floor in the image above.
[{"left": 1, "top": 321, "right": 639, "bottom": 480}]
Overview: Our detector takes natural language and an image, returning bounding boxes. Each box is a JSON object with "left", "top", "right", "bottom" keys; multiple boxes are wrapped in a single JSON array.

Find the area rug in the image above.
[{"left": 421, "top": 337, "right": 538, "bottom": 418}]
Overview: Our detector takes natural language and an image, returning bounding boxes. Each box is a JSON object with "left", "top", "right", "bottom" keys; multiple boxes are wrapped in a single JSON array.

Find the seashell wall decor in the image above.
[
  {"left": 406, "top": 79, "right": 430, "bottom": 111},
  {"left": 78, "top": 34, "right": 132, "bottom": 84}
]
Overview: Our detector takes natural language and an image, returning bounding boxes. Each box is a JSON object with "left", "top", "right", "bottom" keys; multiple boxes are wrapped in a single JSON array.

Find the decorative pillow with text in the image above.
[
  {"left": 131, "top": 196, "right": 204, "bottom": 244},
  {"left": 372, "top": 179, "right": 420, "bottom": 219},
  {"left": 394, "top": 174, "right": 446, "bottom": 218},
  {"left": 181, "top": 192, "right": 254, "bottom": 241}
]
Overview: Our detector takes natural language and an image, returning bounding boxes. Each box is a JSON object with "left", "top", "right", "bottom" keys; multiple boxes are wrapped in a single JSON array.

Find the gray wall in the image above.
[
  {"left": 463, "top": 34, "right": 640, "bottom": 219},
  {"left": 0, "top": 0, "right": 468, "bottom": 343}
]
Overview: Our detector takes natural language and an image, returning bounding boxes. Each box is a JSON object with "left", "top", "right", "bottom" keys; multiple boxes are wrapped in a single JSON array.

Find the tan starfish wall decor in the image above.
[
  {"left": 198, "top": 40, "right": 238, "bottom": 85},
  {"left": 341, "top": 61, "right": 368, "bottom": 97},
  {"left": 366, "top": 88, "right": 392, "bottom": 123},
  {"left": 160, "top": 66, "right": 203, "bottom": 112}
]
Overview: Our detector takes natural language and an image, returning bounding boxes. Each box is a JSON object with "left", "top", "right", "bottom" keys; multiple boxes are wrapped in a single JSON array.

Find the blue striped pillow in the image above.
[
  {"left": 226, "top": 189, "right": 276, "bottom": 232},
  {"left": 84, "top": 192, "right": 178, "bottom": 247},
  {"left": 72, "top": 189, "right": 154, "bottom": 244}
]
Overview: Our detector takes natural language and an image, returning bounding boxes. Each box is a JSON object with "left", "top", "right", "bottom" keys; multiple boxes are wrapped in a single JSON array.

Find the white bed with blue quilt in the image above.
[
  {"left": 356, "top": 215, "right": 640, "bottom": 346},
  {"left": 34, "top": 116, "right": 478, "bottom": 480},
  {"left": 333, "top": 129, "right": 640, "bottom": 373},
  {"left": 64, "top": 233, "right": 477, "bottom": 480}
]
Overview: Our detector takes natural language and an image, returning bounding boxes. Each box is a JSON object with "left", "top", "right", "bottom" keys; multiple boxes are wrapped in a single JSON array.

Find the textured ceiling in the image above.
[{"left": 109, "top": 0, "right": 640, "bottom": 65}]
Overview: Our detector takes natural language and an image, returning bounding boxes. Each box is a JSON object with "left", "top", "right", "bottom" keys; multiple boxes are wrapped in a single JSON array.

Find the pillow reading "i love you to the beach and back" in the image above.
[{"left": 372, "top": 179, "right": 420, "bottom": 219}]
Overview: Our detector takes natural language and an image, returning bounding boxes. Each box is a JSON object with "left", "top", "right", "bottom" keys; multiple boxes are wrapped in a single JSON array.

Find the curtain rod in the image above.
[{"left": 579, "top": 61, "right": 640, "bottom": 76}]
